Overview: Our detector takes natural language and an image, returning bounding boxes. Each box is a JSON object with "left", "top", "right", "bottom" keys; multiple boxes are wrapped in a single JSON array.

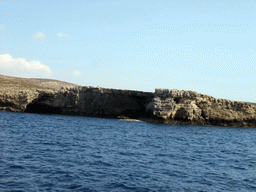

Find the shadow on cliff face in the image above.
[
  {"left": 120, "top": 95, "right": 154, "bottom": 119},
  {"left": 25, "top": 103, "right": 62, "bottom": 114},
  {"left": 0, "top": 100, "right": 17, "bottom": 109},
  {"left": 121, "top": 108, "right": 148, "bottom": 119}
]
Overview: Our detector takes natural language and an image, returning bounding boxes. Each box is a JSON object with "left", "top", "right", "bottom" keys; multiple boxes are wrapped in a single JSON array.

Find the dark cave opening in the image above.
[
  {"left": 24, "top": 103, "right": 62, "bottom": 114},
  {"left": 174, "top": 97, "right": 182, "bottom": 104}
]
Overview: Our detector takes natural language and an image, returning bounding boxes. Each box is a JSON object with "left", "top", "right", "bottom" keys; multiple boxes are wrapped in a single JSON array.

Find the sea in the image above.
[{"left": 1, "top": 111, "right": 256, "bottom": 192}]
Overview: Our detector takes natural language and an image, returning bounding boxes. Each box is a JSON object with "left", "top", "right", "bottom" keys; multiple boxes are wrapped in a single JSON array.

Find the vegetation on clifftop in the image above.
[{"left": 0, "top": 74, "right": 78, "bottom": 93}]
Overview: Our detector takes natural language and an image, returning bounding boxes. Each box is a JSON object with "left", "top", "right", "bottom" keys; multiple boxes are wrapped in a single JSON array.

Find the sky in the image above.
[{"left": 0, "top": 0, "right": 255, "bottom": 102}]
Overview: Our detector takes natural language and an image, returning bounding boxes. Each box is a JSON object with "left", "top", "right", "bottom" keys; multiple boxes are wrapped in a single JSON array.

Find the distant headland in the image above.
[{"left": 0, "top": 74, "right": 255, "bottom": 128}]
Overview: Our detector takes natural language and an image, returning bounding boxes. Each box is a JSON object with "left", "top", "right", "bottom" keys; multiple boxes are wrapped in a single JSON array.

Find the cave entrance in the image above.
[
  {"left": 174, "top": 97, "right": 182, "bottom": 104},
  {"left": 25, "top": 103, "right": 62, "bottom": 114}
]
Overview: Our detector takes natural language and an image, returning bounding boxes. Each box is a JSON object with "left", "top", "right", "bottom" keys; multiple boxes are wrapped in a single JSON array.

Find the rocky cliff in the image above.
[
  {"left": 0, "top": 74, "right": 76, "bottom": 112},
  {"left": 146, "top": 89, "right": 256, "bottom": 127},
  {"left": 24, "top": 86, "right": 154, "bottom": 119},
  {"left": 1, "top": 75, "right": 256, "bottom": 127}
]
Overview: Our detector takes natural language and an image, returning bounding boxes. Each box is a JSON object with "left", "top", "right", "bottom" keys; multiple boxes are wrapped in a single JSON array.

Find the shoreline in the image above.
[{"left": 0, "top": 74, "right": 256, "bottom": 128}]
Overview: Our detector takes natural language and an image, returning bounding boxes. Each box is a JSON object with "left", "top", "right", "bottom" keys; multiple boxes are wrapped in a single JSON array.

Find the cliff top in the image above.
[
  {"left": 0, "top": 74, "right": 255, "bottom": 106},
  {"left": 0, "top": 74, "right": 79, "bottom": 93}
]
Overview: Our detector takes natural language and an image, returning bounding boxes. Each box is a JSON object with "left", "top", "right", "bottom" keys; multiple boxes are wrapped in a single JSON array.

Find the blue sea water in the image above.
[{"left": 1, "top": 111, "right": 256, "bottom": 192}]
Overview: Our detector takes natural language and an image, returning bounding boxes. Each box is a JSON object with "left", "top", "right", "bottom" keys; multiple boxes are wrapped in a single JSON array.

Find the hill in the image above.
[{"left": 0, "top": 74, "right": 78, "bottom": 91}]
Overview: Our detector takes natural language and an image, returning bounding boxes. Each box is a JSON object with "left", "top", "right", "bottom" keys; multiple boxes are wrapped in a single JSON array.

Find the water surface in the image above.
[{"left": 1, "top": 111, "right": 256, "bottom": 191}]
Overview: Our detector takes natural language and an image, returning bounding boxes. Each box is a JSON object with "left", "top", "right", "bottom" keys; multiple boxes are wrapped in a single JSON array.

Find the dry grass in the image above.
[
  {"left": 0, "top": 77, "right": 46, "bottom": 92},
  {"left": 0, "top": 74, "right": 79, "bottom": 93}
]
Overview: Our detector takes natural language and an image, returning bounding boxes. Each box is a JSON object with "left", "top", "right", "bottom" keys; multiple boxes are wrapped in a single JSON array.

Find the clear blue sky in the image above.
[{"left": 0, "top": 0, "right": 255, "bottom": 102}]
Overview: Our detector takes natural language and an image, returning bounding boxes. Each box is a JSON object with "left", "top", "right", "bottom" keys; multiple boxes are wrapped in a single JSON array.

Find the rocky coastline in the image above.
[{"left": 0, "top": 74, "right": 256, "bottom": 128}]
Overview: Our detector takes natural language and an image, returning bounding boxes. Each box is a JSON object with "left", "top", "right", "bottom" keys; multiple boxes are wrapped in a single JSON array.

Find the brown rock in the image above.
[
  {"left": 1, "top": 74, "right": 256, "bottom": 128},
  {"left": 146, "top": 89, "right": 256, "bottom": 127}
]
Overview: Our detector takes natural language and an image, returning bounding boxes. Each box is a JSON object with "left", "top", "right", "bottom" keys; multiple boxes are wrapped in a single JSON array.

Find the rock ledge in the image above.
[{"left": 0, "top": 75, "right": 255, "bottom": 128}]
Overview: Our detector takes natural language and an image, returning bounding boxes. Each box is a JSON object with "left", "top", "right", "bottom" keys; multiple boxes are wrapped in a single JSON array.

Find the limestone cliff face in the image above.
[
  {"left": 0, "top": 74, "right": 76, "bottom": 112},
  {"left": 25, "top": 87, "right": 154, "bottom": 119},
  {"left": 146, "top": 89, "right": 256, "bottom": 127},
  {"left": 0, "top": 90, "right": 39, "bottom": 112},
  {"left": 1, "top": 75, "right": 256, "bottom": 127}
]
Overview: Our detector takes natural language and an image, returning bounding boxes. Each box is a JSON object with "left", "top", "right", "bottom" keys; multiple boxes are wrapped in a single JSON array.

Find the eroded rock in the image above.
[
  {"left": 146, "top": 89, "right": 256, "bottom": 127},
  {"left": 1, "top": 75, "right": 256, "bottom": 127}
]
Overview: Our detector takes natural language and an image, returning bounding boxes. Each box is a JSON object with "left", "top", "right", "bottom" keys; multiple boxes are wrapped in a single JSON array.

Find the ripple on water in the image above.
[{"left": 1, "top": 111, "right": 256, "bottom": 191}]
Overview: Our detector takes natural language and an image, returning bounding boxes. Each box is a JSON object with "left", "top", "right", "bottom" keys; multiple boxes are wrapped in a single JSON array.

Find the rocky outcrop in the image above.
[
  {"left": 1, "top": 75, "right": 256, "bottom": 127},
  {"left": 146, "top": 89, "right": 256, "bottom": 127},
  {"left": 24, "top": 86, "right": 154, "bottom": 119},
  {"left": 0, "top": 74, "right": 76, "bottom": 112},
  {"left": 0, "top": 90, "right": 39, "bottom": 112}
]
